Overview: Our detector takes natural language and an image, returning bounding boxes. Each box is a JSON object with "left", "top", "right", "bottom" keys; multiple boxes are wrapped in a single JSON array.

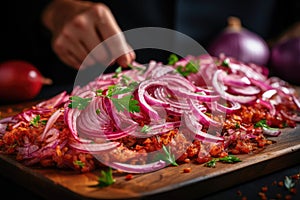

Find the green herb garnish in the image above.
[
  {"left": 156, "top": 145, "right": 178, "bottom": 166},
  {"left": 73, "top": 160, "right": 85, "bottom": 167},
  {"left": 255, "top": 119, "right": 278, "bottom": 130},
  {"left": 30, "top": 115, "right": 46, "bottom": 127},
  {"left": 221, "top": 58, "right": 230, "bottom": 67},
  {"left": 284, "top": 176, "right": 295, "bottom": 190},
  {"left": 120, "top": 75, "right": 131, "bottom": 86},
  {"left": 111, "top": 95, "right": 140, "bottom": 113},
  {"left": 219, "top": 155, "right": 241, "bottom": 163},
  {"left": 96, "top": 109, "right": 101, "bottom": 115},
  {"left": 30, "top": 115, "right": 40, "bottom": 127},
  {"left": 141, "top": 125, "right": 151, "bottom": 133},
  {"left": 205, "top": 159, "right": 218, "bottom": 168},
  {"left": 96, "top": 168, "right": 115, "bottom": 187},
  {"left": 204, "top": 155, "right": 241, "bottom": 168},
  {"left": 107, "top": 82, "right": 138, "bottom": 97},
  {"left": 112, "top": 66, "right": 122, "bottom": 78},
  {"left": 176, "top": 61, "right": 199, "bottom": 77},
  {"left": 68, "top": 96, "right": 92, "bottom": 110},
  {"left": 168, "top": 54, "right": 179, "bottom": 65},
  {"left": 105, "top": 82, "right": 140, "bottom": 113},
  {"left": 96, "top": 89, "right": 104, "bottom": 96}
]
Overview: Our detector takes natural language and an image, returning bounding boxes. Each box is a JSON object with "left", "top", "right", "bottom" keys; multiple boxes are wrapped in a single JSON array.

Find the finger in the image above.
[
  {"left": 58, "top": 24, "right": 98, "bottom": 67},
  {"left": 69, "top": 13, "right": 111, "bottom": 66},
  {"left": 92, "top": 4, "right": 134, "bottom": 66},
  {"left": 116, "top": 46, "right": 136, "bottom": 67},
  {"left": 55, "top": 47, "right": 82, "bottom": 69}
]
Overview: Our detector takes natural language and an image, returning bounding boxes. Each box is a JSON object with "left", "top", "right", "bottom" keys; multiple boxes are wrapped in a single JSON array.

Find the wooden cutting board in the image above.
[{"left": 1, "top": 101, "right": 300, "bottom": 200}]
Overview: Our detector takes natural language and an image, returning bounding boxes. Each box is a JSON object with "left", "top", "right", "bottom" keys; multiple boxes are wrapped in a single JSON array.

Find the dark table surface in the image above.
[{"left": 0, "top": 163, "right": 299, "bottom": 200}]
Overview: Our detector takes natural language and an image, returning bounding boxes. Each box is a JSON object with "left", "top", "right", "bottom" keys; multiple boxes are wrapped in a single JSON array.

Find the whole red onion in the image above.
[
  {"left": 270, "top": 37, "right": 300, "bottom": 85},
  {"left": 208, "top": 16, "right": 270, "bottom": 66},
  {"left": 0, "top": 60, "right": 52, "bottom": 102}
]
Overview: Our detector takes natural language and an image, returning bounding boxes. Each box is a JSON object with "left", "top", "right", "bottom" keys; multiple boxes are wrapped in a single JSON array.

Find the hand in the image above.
[{"left": 42, "top": 0, "right": 135, "bottom": 69}]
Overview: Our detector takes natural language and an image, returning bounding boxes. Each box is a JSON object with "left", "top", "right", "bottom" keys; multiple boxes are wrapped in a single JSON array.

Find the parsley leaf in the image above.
[
  {"left": 156, "top": 145, "right": 178, "bottom": 166},
  {"left": 97, "top": 168, "right": 115, "bottom": 188},
  {"left": 68, "top": 96, "right": 92, "bottom": 110},
  {"left": 219, "top": 155, "right": 241, "bottom": 163},
  {"left": 73, "top": 160, "right": 85, "bottom": 167},
  {"left": 96, "top": 109, "right": 101, "bottom": 115},
  {"left": 284, "top": 176, "right": 295, "bottom": 190},
  {"left": 105, "top": 82, "right": 140, "bottom": 113},
  {"left": 30, "top": 115, "right": 41, "bottom": 127},
  {"left": 221, "top": 58, "right": 230, "bottom": 67},
  {"left": 141, "top": 125, "right": 151, "bottom": 133},
  {"left": 204, "top": 159, "right": 218, "bottom": 168},
  {"left": 168, "top": 54, "right": 179, "bottom": 65},
  {"left": 176, "top": 61, "right": 199, "bottom": 77},
  {"left": 120, "top": 75, "right": 131, "bottom": 86},
  {"left": 111, "top": 95, "right": 140, "bottom": 113},
  {"left": 96, "top": 89, "right": 104, "bottom": 96},
  {"left": 30, "top": 115, "right": 47, "bottom": 127},
  {"left": 255, "top": 119, "right": 278, "bottom": 130},
  {"left": 107, "top": 82, "right": 138, "bottom": 97},
  {"left": 112, "top": 66, "right": 122, "bottom": 78},
  {"left": 204, "top": 155, "right": 241, "bottom": 168}
]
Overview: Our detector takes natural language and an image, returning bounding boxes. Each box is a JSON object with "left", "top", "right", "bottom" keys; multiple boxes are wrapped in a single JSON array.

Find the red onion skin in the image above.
[
  {"left": 270, "top": 37, "right": 300, "bottom": 85},
  {"left": 0, "top": 60, "right": 52, "bottom": 102},
  {"left": 208, "top": 18, "right": 270, "bottom": 66}
]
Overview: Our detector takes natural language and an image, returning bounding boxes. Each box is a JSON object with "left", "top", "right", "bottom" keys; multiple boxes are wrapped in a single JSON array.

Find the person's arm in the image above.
[{"left": 42, "top": 0, "right": 135, "bottom": 69}]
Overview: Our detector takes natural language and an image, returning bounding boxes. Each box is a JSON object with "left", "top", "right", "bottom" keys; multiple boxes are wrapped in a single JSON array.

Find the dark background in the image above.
[
  {"left": 1, "top": 1, "right": 300, "bottom": 199},
  {"left": 1, "top": 0, "right": 300, "bottom": 94}
]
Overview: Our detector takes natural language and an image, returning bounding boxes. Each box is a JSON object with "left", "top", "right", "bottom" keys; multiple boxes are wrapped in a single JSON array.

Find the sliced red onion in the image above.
[
  {"left": 280, "top": 110, "right": 300, "bottom": 122},
  {"left": 256, "top": 99, "right": 276, "bottom": 116},
  {"left": 109, "top": 160, "right": 167, "bottom": 173},
  {"left": 68, "top": 141, "right": 120, "bottom": 153},
  {"left": 249, "top": 78, "right": 273, "bottom": 91},
  {"left": 138, "top": 80, "right": 167, "bottom": 121},
  {"left": 153, "top": 87, "right": 190, "bottom": 111},
  {"left": 129, "top": 121, "right": 181, "bottom": 138},
  {"left": 13, "top": 108, "right": 52, "bottom": 123},
  {"left": 0, "top": 116, "right": 17, "bottom": 124},
  {"left": 292, "top": 95, "right": 300, "bottom": 109},
  {"left": 40, "top": 109, "right": 63, "bottom": 141},
  {"left": 44, "top": 128, "right": 60, "bottom": 143},
  {"left": 36, "top": 91, "right": 69, "bottom": 108},
  {"left": 212, "top": 70, "right": 256, "bottom": 104},
  {"left": 262, "top": 127, "right": 281, "bottom": 137},
  {"left": 227, "top": 85, "right": 261, "bottom": 96},
  {"left": 0, "top": 124, "right": 7, "bottom": 135},
  {"left": 144, "top": 90, "right": 170, "bottom": 107},
  {"left": 195, "top": 86, "right": 215, "bottom": 94},
  {"left": 148, "top": 62, "right": 176, "bottom": 78},
  {"left": 160, "top": 74, "right": 196, "bottom": 92},
  {"left": 228, "top": 59, "right": 267, "bottom": 81},
  {"left": 170, "top": 87, "right": 220, "bottom": 102},
  {"left": 213, "top": 100, "right": 241, "bottom": 114},
  {"left": 262, "top": 89, "right": 277, "bottom": 100},
  {"left": 16, "top": 144, "right": 39, "bottom": 159},
  {"left": 188, "top": 99, "right": 222, "bottom": 127},
  {"left": 221, "top": 74, "right": 251, "bottom": 87},
  {"left": 64, "top": 107, "right": 82, "bottom": 141},
  {"left": 183, "top": 114, "right": 223, "bottom": 143}
]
